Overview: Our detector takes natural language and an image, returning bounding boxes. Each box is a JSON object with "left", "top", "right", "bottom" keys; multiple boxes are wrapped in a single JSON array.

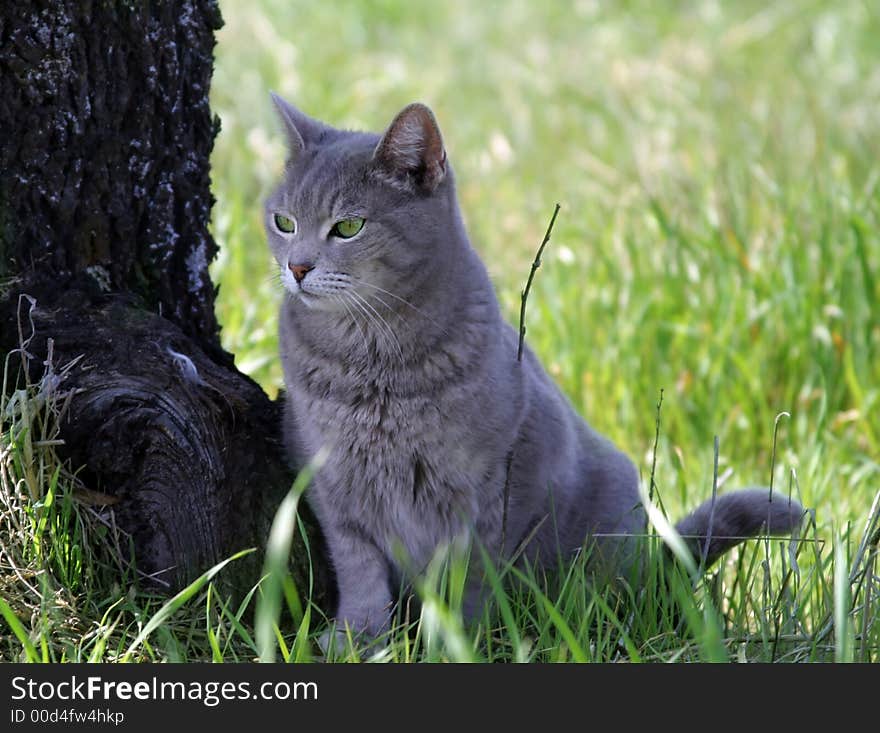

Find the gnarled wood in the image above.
[
  {"left": 4, "top": 278, "right": 332, "bottom": 604},
  {"left": 0, "top": 1, "right": 333, "bottom": 608}
]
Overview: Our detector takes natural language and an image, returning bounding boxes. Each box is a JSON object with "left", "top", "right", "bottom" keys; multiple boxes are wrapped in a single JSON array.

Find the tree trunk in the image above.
[{"left": 0, "top": 0, "right": 332, "bottom": 606}]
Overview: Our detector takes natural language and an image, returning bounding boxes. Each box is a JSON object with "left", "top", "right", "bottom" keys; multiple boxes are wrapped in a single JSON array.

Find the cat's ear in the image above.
[
  {"left": 270, "top": 92, "right": 325, "bottom": 156},
  {"left": 373, "top": 103, "right": 447, "bottom": 193}
]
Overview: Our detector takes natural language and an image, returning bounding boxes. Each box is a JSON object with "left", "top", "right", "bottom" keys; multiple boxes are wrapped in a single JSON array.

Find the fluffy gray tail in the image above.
[{"left": 674, "top": 488, "right": 804, "bottom": 568}]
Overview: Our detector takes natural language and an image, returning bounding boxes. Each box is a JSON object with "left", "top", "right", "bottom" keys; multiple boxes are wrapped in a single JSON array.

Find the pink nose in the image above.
[{"left": 289, "top": 263, "right": 314, "bottom": 283}]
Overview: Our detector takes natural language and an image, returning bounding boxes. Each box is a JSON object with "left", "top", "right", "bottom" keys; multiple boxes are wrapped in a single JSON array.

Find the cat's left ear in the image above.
[{"left": 373, "top": 103, "right": 446, "bottom": 193}]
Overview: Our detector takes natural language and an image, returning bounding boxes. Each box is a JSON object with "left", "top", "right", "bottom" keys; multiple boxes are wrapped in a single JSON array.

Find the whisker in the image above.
[
  {"left": 348, "top": 290, "right": 405, "bottom": 363},
  {"left": 347, "top": 276, "right": 449, "bottom": 335},
  {"left": 344, "top": 292, "right": 394, "bottom": 360},
  {"left": 359, "top": 289, "right": 394, "bottom": 313},
  {"left": 333, "top": 293, "right": 370, "bottom": 355},
  {"left": 351, "top": 294, "right": 404, "bottom": 364},
  {"left": 350, "top": 291, "right": 404, "bottom": 357},
  {"left": 358, "top": 290, "right": 423, "bottom": 340}
]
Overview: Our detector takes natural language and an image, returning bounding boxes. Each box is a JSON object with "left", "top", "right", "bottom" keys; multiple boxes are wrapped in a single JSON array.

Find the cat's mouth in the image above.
[
  {"left": 294, "top": 283, "right": 348, "bottom": 312},
  {"left": 283, "top": 269, "right": 359, "bottom": 313},
  {"left": 296, "top": 290, "right": 325, "bottom": 309},
  {"left": 282, "top": 268, "right": 326, "bottom": 307}
]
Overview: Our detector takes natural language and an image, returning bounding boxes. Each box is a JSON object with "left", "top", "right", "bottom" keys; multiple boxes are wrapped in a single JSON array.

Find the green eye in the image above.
[
  {"left": 274, "top": 213, "right": 296, "bottom": 234},
  {"left": 330, "top": 217, "right": 365, "bottom": 239}
]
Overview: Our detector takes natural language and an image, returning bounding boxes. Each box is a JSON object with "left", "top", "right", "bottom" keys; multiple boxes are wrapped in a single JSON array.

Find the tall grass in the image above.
[
  {"left": 1, "top": 362, "right": 878, "bottom": 661},
  {"left": 1, "top": 0, "right": 878, "bottom": 662}
]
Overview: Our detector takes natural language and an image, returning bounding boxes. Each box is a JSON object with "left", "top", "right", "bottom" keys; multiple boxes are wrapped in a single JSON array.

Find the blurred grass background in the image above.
[
  {"left": 210, "top": 0, "right": 879, "bottom": 527},
  {"left": 2, "top": 0, "right": 878, "bottom": 664}
]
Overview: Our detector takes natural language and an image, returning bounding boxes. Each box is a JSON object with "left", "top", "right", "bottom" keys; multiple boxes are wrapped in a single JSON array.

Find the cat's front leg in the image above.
[{"left": 322, "top": 520, "right": 393, "bottom": 651}]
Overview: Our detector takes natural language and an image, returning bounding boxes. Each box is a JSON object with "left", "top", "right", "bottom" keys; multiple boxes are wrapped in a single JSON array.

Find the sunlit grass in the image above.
[
  {"left": 210, "top": 0, "right": 879, "bottom": 529},
  {"left": 1, "top": 353, "right": 878, "bottom": 661},
  {"left": 1, "top": 0, "right": 878, "bottom": 662}
]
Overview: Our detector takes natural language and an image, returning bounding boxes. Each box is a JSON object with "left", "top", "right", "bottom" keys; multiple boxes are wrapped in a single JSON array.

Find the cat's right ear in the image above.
[{"left": 270, "top": 92, "right": 324, "bottom": 157}]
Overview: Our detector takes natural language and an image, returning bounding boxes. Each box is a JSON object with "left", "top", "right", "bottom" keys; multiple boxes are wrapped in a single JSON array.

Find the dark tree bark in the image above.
[{"left": 0, "top": 0, "right": 332, "bottom": 605}]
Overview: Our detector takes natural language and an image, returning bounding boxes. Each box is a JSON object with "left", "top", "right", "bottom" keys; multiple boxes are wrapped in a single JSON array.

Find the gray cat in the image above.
[{"left": 264, "top": 94, "right": 804, "bottom": 643}]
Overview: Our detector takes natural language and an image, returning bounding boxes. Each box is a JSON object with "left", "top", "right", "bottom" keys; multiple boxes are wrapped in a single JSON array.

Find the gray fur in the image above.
[{"left": 264, "top": 96, "right": 804, "bottom": 639}]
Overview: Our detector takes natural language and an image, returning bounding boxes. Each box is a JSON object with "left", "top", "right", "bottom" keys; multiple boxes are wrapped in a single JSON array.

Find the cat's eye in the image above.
[
  {"left": 330, "top": 217, "right": 365, "bottom": 239},
  {"left": 274, "top": 213, "right": 297, "bottom": 234}
]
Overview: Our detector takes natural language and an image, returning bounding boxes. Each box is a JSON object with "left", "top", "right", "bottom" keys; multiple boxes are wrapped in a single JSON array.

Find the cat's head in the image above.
[{"left": 264, "top": 95, "right": 456, "bottom": 313}]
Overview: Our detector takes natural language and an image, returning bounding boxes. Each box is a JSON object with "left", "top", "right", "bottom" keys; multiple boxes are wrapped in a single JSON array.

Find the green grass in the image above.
[{"left": 2, "top": 0, "right": 879, "bottom": 662}]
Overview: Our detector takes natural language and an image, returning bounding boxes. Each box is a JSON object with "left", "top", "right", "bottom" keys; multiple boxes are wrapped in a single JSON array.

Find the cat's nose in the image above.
[{"left": 289, "top": 262, "right": 314, "bottom": 283}]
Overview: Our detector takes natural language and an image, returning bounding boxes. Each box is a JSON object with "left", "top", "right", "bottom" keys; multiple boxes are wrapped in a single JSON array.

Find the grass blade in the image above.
[
  {"left": 834, "top": 533, "right": 854, "bottom": 663},
  {"left": 255, "top": 456, "right": 321, "bottom": 663},
  {"left": 122, "top": 548, "right": 254, "bottom": 660},
  {"left": 0, "top": 596, "right": 40, "bottom": 662}
]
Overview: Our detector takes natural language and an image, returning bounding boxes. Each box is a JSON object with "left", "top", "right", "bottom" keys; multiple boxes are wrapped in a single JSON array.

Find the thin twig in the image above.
[
  {"left": 505, "top": 203, "right": 559, "bottom": 560},
  {"left": 700, "top": 434, "right": 720, "bottom": 571},
  {"left": 769, "top": 411, "right": 790, "bottom": 504},
  {"left": 517, "top": 203, "right": 561, "bottom": 362},
  {"left": 649, "top": 388, "right": 664, "bottom": 503},
  {"left": 765, "top": 412, "right": 790, "bottom": 628},
  {"left": 499, "top": 450, "right": 514, "bottom": 556}
]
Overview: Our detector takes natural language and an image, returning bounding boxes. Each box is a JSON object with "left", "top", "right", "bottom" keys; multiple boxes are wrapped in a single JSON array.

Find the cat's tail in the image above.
[{"left": 673, "top": 488, "right": 805, "bottom": 568}]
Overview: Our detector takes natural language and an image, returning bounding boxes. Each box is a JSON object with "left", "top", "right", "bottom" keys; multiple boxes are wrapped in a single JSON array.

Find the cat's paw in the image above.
[
  {"left": 316, "top": 628, "right": 350, "bottom": 659},
  {"left": 316, "top": 625, "right": 390, "bottom": 660}
]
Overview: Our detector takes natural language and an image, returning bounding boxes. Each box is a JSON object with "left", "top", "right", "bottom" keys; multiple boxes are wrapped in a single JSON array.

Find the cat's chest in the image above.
[
  {"left": 303, "top": 379, "right": 477, "bottom": 479},
  {"left": 292, "top": 346, "right": 477, "bottom": 460},
  {"left": 293, "top": 367, "right": 489, "bottom": 555}
]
